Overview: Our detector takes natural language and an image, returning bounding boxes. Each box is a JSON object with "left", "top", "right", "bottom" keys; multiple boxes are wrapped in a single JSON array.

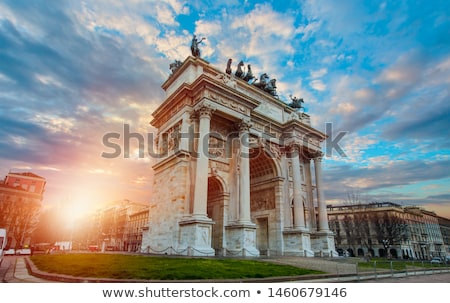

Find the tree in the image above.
[
  {"left": 340, "top": 211, "right": 372, "bottom": 256},
  {"left": 373, "top": 212, "right": 409, "bottom": 258},
  {"left": 338, "top": 191, "right": 373, "bottom": 256},
  {"left": 0, "top": 193, "right": 41, "bottom": 248}
]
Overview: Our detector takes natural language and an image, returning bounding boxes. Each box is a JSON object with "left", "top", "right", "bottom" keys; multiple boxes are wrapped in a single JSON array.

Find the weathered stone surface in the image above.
[{"left": 141, "top": 56, "right": 336, "bottom": 257}]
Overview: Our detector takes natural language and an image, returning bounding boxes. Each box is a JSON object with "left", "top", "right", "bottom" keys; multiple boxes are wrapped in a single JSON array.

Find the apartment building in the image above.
[{"left": 327, "top": 202, "right": 448, "bottom": 260}]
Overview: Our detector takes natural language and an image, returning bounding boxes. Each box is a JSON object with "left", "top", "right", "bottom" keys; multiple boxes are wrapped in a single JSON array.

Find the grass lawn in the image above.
[{"left": 30, "top": 253, "right": 323, "bottom": 280}]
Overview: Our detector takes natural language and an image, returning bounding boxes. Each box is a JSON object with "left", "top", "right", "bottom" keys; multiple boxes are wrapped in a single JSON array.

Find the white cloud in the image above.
[
  {"left": 31, "top": 114, "right": 76, "bottom": 134},
  {"left": 295, "top": 20, "right": 321, "bottom": 41},
  {"left": 309, "top": 79, "right": 326, "bottom": 91},
  {"left": 156, "top": 3, "right": 178, "bottom": 26},
  {"left": 310, "top": 68, "right": 328, "bottom": 78}
]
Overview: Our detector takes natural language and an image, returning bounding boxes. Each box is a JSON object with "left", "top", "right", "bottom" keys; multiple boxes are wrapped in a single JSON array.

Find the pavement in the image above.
[
  {"left": 1, "top": 256, "right": 54, "bottom": 283},
  {"left": 1, "top": 255, "right": 449, "bottom": 283}
]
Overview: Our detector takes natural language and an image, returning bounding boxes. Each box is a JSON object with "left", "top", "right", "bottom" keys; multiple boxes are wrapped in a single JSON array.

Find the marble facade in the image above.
[{"left": 141, "top": 56, "right": 337, "bottom": 257}]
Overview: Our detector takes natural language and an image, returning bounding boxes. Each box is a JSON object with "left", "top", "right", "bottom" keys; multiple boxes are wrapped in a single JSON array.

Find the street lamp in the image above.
[{"left": 382, "top": 239, "right": 390, "bottom": 259}]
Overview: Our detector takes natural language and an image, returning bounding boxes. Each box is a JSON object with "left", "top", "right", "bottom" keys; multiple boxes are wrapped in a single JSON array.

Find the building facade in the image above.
[
  {"left": 141, "top": 55, "right": 336, "bottom": 257},
  {"left": 0, "top": 171, "right": 46, "bottom": 248},
  {"left": 327, "top": 202, "right": 448, "bottom": 259},
  {"left": 89, "top": 199, "right": 149, "bottom": 251},
  {"left": 126, "top": 209, "right": 149, "bottom": 252}
]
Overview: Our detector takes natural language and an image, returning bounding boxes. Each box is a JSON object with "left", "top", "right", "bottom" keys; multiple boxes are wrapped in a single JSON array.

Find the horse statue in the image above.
[
  {"left": 253, "top": 73, "right": 278, "bottom": 97},
  {"left": 265, "top": 79, "right": 278, "bottom": 97},
  {"left": 288, "top": 96, "right": 304, "bottom": 110},
  {"left": 234, "top": 60, "right": 245, "bottom": 78},
  {"left": 225, "top": 58, "right": 232, "bottom": 75},
  {"left": 243, "top": 64, "right": 255, "bottom": 82},
  {"left": 190, "top": 35, "right": 205, "bottom": 58},
  {"left": 169, "top": 60, "right": 183, "bottom": 75},
  {"left": 253, "top": 73, "right": 269, "bottom": 89}
]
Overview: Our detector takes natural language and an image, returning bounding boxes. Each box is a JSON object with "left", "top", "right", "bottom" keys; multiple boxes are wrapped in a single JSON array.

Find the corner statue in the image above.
[
  {"left": 288, "top": 96, "right": 304, "bottom": 111},
  {"left": 191, "top": 35, "right": 206, "bottom": 58}
]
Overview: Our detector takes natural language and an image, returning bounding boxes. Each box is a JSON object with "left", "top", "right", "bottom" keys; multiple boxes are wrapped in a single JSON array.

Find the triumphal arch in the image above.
[{"left": 141, "top": 46, "right": 336, "bottom": 257}]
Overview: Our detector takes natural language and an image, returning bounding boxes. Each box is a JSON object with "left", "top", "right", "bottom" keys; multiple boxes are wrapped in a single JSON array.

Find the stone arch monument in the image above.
[{"left": 141, "top": 55, "right": 337, "bottom": 257}]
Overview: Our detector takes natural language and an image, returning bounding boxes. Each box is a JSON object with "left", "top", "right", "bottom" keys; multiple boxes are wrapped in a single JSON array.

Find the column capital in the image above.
[
  {"left": 195, "top": 102, "right": 215, "bottom": 119},
  {"left": 236, "top": 118, "right": 252, "bottom": 133},
  {"left": 286, "top": 142, "right": 302, "bottom": 156},
  {"left": 313, "top": 152, "right": 324, "bottom": 162}
]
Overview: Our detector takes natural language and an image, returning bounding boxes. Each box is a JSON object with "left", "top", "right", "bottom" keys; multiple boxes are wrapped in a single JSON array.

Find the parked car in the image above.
[
  {"left": 4, "top": 248, "right": 15, "bottom": 255},
  {"left": 430, "top": 257, "right": 443, "bottom": 264},
  {"left": 88, "top": 245, "right": 99, "bottom": 252}
]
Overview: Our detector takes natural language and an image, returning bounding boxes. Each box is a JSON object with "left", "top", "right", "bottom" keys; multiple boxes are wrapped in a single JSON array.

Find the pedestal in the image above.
[
  {"left": 311, "top": 230, "right": 338, "bottom": 257},
  {"left": 178, "top": 218, "right": 215, "bottom": 256},
  {"left": 225, "top": 223, "right": 260, "bottom": 257},
  {"left": 283, "top": 229, "right": 314, "bottom": 257}
]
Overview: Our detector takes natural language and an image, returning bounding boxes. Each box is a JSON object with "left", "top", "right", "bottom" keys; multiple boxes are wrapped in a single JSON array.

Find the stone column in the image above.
[
  {"left": 290, "top": 145, "right": 306, "bottom": 230},
  {"left": 192, "top": 105, "right": 214, "bottom": 218},
  {"left": 314, "top": 155, "right": 329, "bottom": 231},
  {"left": 238, "top": 119, "right": 252, "bottom": 224},
  {"left": 179, "top": 112, "right": 191, "bottom": 152},
  {"left": 303, "top": 158, "right": 316, "bottom": 230}
]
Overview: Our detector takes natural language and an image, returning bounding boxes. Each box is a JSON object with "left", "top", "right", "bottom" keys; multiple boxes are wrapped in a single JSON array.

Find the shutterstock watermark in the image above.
[
  {"left": 101, "top": 123, "right": 347, "bottom": 159},
  {"left": 324, "top": 122, "right": 348, "bottom": 158}
]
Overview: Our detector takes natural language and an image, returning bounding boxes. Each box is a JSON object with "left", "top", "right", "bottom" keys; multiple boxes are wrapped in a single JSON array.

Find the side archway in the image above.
[{"left": 207, "top": 176, "right": 226, "bottom": 255}]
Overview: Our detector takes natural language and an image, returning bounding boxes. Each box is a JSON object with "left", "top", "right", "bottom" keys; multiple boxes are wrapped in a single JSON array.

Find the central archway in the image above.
[{"left": 249, "top": 148, "right": 281, "bottom": 255}]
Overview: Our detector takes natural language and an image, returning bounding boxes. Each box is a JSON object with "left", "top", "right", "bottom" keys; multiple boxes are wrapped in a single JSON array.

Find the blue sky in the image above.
[{"left": 0, "top": 0, "right": 449, "bottom": 218}]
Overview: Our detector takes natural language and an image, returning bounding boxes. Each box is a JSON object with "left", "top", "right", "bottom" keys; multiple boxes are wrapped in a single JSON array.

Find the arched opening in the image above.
[
  {"left": 390, "top": 248, "right": 398, "bottom": 259},
  {"left": 207, "top": 176, "right": 225, "bottom": 255},
  {"left": 249, "top": 148, "right": 278, "bottom": 255},
  {"left": 357, "top": 248, "right": 364, "bottom": 257}
]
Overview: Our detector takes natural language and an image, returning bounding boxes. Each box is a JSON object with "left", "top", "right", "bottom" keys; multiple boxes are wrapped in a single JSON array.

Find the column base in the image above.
[
  {"left": 311, "top": 230, "right": 338, "bottom": 257},
  {"left": 283, "top": 229, "right": 314, "bottom": 257},
  {"left": 178, "top": 217, "right": 215, "bottom": 256},
  {"left": 225, "top": 223, "right": 260, "bottom": 257}
]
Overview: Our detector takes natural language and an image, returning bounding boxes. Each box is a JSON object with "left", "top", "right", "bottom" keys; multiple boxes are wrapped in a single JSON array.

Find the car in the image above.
[
  {"left": 4, "top": 248, "right": 15, "bottom": 255},
  {"left": 430, "top": 257, "right": 442, "bottom": 264},
  {"left": 88, "top": 245, "right": 99, "bottom": 252}
]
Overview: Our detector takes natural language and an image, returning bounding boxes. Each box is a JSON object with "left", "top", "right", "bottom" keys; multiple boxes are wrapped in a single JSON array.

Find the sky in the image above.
[{"left": 0, "top": 0, "right": 449, "bottom": 220}]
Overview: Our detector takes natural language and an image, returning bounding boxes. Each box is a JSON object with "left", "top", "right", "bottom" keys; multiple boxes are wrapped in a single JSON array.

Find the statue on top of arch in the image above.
[
  {"left": 191, "top": 34, "right": 206, "bottom": 58},
  {"left": 224, "top": 58, "right": 278, "bottom": 98}
]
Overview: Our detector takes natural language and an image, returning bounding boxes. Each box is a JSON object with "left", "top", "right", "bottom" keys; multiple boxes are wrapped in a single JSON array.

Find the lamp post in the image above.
[{"left": 382, "top": 239, "right": 390, "bottom": 259}]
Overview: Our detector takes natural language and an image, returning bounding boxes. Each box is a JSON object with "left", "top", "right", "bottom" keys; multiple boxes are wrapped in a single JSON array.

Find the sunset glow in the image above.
[{"left": 0, "top": 0, "right": 448, "bottom": 219}]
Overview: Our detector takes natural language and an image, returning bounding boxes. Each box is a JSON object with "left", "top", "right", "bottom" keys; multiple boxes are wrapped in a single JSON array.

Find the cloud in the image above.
[
  {"left": 1, "top": 0, "right": 449, "bottom": 218},
  {"left": 323, "top": 159, "right": 450, "bottom": 199},
  {"left": 309, "top": 79, "right": 326, "bottom": 91}
]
